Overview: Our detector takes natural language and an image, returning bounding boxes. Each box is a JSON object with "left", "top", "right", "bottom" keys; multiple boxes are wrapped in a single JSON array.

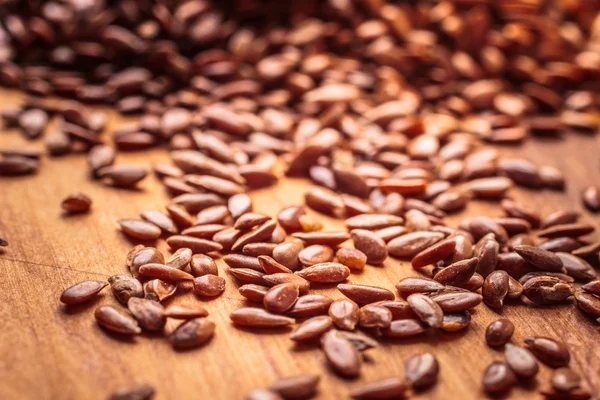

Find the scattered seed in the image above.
[
  {"left": 405, "top": 353, "right": 439, "bottom": 390},
  {"left": 230, "top": 308, "right": 295, "bottom": 328},
  {"left": 295, "top": 262, "right": 350, "bottom": 283},
  {"left": 127, "top": 297, "right": 165, "bottom": 332},
  {"left": 524, "top": 337, "right": 570, "bottom": 367},
  {"left": 504, "top": 343, "right": 539, "bottom": 379},
  {"left": 108, "top": 275, "right": 143, "bottom": 305},
  {"left": 94, "top": 305, "right": 141, "bottom": 335},
  {"left": 291, "top": 316, "right": 333, "bottom": 342},
  {"left": 482, "top": 270, "right": 510, "bottom": 309},
  {"left": 169, "top": 317, "right": 215, "bottom": 349},
  {"left": 482, "top": 361, "right": 517, "bottom": 395},
  {"left": 321, "top": 329, "right": 362, "bottom": 378},
  {"left": 522, "top": 276, "right": 574, "bottom": 305},
  {"left": 60, "top": 280, "right": 108, "bottom": 305},
  {"left": 193, "top": 275, "right": 226, "bottom": 297},
  {"left": 486, "top": 319, "right": 515, "bottom": 347},
  {"left": 287, "top": 294, "right": 333, "bottom": 318},
  {"left": 551, "top": 368, "right": 581, "bottom": 392},
  {"left": 350, "top": 377, "right": 407, "bottom": 400},
  {"left": 118, "top": 219, "right": 162, "bottom": 240},
  {"left": 269, "top": 374, "right": 320, "bottom": 400}
]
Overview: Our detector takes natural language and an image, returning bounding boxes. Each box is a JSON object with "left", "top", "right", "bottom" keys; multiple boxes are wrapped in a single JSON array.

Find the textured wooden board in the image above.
[{"left": 0, "top": 89, "right": 599, "bottom": 400}]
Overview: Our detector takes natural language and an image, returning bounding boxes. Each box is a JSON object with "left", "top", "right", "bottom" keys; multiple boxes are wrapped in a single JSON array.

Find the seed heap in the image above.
[{"left": 0, "top": 0, "right": 599, "bottom": 399}]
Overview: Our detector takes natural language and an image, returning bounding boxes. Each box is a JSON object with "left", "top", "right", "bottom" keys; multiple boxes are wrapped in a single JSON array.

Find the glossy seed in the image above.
[
  {"left": 411, "top": 237, "right": 457, "bottom": 269},
  {"left": 574, "top": 290, "right": 600, "bottom": 316},
  {"left": 350, "top": 229, "right": 388, "bottom": 265},
  {"left": 295, "top": 262, "right": 350, "bottom": 283},
  {"left": 127, "top": 297, "right": 165, "bottom": 332},
  {"left": 61, "top": 193, "right": 92, "bottom": 213},
  {"left": 407, "top": 293, "right": 444, "bottom": 328},
  {"left": 138, "top": 264, "right": 194, "bottom": 281},
  {"left": 321, "top": 329, "right": 362, "bottom": 378},
  {"left": 504, "top": 343, "right": 539, "bottom": 378},
  {"left": 338, "top": 284, "right": 395, "bottom": 305},
  {"left": 230, "top": 308, "right": 295, "bottom": 327},
  {"left": 329, "top": 299, "right": 360, "bottom": 331},
  {"left": 405, "top": 353, "right": 439, "bottom": 390},
  {"left": 432, "top": 292, "right": 483, "bottom": 312},
  {"left": 141, "top": 210, "right": 177, "bottom": 234},
  {"left": 108, "top": 383, "right": 155, "bottom": 400},
  {"left": 60, "top": 280, "right": 108, "bottom": 305},
  {"left": 524, "top": 337, "right": 570, "bottom": 367},
  {"left": 434, "top": 258, "right": 478, "bottom": 286},
  {"left": 486, "top": 319, "right": 515, "bottom": 347},
  {"left": 441, "top": 311, "right": 471, "bottom": 332},
  {"left": 263, "top": 283, "right": 300, "bottom": 314},
  {"left": 287, "top": 294, "right": 333, "bottom": 318},
  {"left": 290, "top": 316, "right": 333, "bottom": 342},
  {"left": 482, "top": 361, "right": 517, "bottom": 395},
  {"left": 193, "top": 275, "right": 226, "bottom": 297},
  {"left": 94, "top": 305, "right": 141, "bottom": 335},
  {"left": 169, "top": 317, "right": 215, "bottom": 349},
  {"left": 350, "top": 377, "right": 407, "bottom": 400},
  {"left": 483, "top": 270, "right": 510, "bottom": 309},
  {"left": 388, "top": 232, "right": 444, "bottom": 258},
  {"left": 167, "top": 235, "right": 223, "bottom": 253},
  {"left": 118, "top": 219, "right": 162, "bottom": 240},
  {"left": 298, "top": 245, "right": 334, "bottom": 267},
  {"left": 513, "top": 245, "right": 564, "bottom": 272},
  {"left": 166, "top": 248, "right": 192, "bottom": 270},
  {"left": 396, "top": 277, "right": 445, "bottom": 297},
  {"left": 358, "top": 304, "right": 392, "bottom": 329},
  {"left": 269, "top": 374, "right": 320, "bottom": 400},
  {"left": 273, "top": 241, "right": 304, "bottom": 271},
  {"left": 381, "top": 319, "right": 427, "bottom": 338},
  {"left": 108, "top": 275, "right": 143, "bottom": 305},
  {"left": 522, "top": 276, "right": 574, "bottom": 305},
  {"left": 163, "top": 304, "right": 209, "bottom": 319},
  {"left": 551, "top": 368, "right": 581, "bottom": 392},
  {"left": 191, "top": 254, "right": 219, "bottom": 276}
]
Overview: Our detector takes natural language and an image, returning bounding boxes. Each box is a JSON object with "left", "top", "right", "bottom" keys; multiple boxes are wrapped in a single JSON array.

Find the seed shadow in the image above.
[
  {"left": 95, "top": 326, "right": 138, "bottom": 343},
  {"left": 231, "top": 323, "right": 293, "bottom": 335},
  {"left": 106, "top": 184, "right": 145, "bottom": 193},
  {"left": 60, "top": 211, "right": 92, "bottom": 219},
  {"left": 172, "top": 340, "right": 214, "bottom": 353},
  {"left": 309, "top": 282, "right": 342, "bottom": 290},
  {"left": 121, "top": 235, "right": 159, "bottom": 248},
  {"left": 193, "top": 293, "right": 224, "bottom": 303},
  {"left": 291, "top": 342, "right": 320, "bottom": 353},
  {"left": 517, "top": 376, "right": 539, "bottom": 391},
  {"left": 61, "top": 295, "right": 105, "bottom": 315}
]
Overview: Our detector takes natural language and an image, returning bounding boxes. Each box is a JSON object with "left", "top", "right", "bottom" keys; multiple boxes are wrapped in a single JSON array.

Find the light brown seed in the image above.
[
  {"left": 350, "top": 377, "right": 407, "bottom": 400},
  {"left": 407, "top": 293, "right": 444, "bottom": 328},
  {"left": 440, "top": 311, "right": 471, "bottom": 332},
  {"left": 381, "top": 319, "right": 427, "bottom": 338},
  {"left": 172, "top": 193, "right": 225, "bottom": 214},
  {"left": 522, "top": 276, "right": 574, "bottom": 305},
  {"left": 304, "top": 186, "right": 344, "bottom": 216},
  {"left": 329, "top": 299, "right": 360, "bottom": 331},
  {"left": 230, "top": 307, "right": 295, "bottom": 327},
  {"left": 169, "top": 317, "right": 215, "bottom": 349},
  {"left": 582, "top": 280, "right": 600, "bottom": 296},
  {"left": 185, "top": 174, "right": 244, "bottom": 197},
  {"left": 336, "top": 248, "right": 368, "bottom": 271},
  {"left": 358, "top": 304, "right": 392, "bottom": 329},
  {"left": 263, "top": 273, "right": 310, "bottom": 294},
  {"left": 290, "top": 315, "right": 333, "bottom": 342},
  {"left": 405, "top": 353, "right": 439, "bottom": 390},
  {"left": 94, "top": 305, "right": 141, "bottom": 335},
  {"left": 139, "top": 210, "right": 177, "bottom": 234},
  {"left": 118, "top": 219, "right": 162, "bottom": 240},
  {"left": 228, "top": 193, "right": 253, "bottom": 220},
  {"left": 582, "top": 186, "right": 600, "bottom": 211},
  {"left": 350, "top": 229, "right": 388, "bottom": 265},
  {"left": 138, "top": 264, "right": 194, "bottom": 281},
  {"left": 229, "top": 268, "right": 266, "bottom": 285},
  {"left": 467, "top": 177, "right": 513, "bottom": 199},
  {"left": 486, "top": 319, "right": 515, "bottom": 347},
  {"left": 338, "top": 284, "right": 395, "bottom": 305},
  {"left": 411, "top": 237, "right": 457, "bottom": 269},
  {"left": 483, "top": 270, "right": 510, "bottom": 309},
  {"left": 61, "top": 193, "right": 92, "bottom": 213},
  {"left": 269, "top": 374, "right": 320, "bottom": 400},
  {"left": 193, "top": 275, "right": 226, "bottom": 297},
  {"left": 60, "top": 280, "right": 108, "bottom": 305},
  {"left": 379, "top": 178, "right": 428, "bottom": 195},
  {"left": 513, "top": 245, "right": 564, "bottom": 272},
  {"left": 239, "top": 284, "right": 270, "bottom": 303},
  {"left": 108, "top": 383, "right": 155, "bottom": 400},
  {"left": 551, "top": 368, "right": 581, "bottom": 392},
  {"left": 295, "top": 262, "right": 350, "bottom": 283},
  {"left": 88, "top": 145, "right": 115, "bottom": 174},
  {"left": 287, "top": 295, "right": 333, "bottom": 318},
  {"left": 98, "top": 165, "right": 147, "bottom": 187},
  {"left": 374, "top": 226, "right": 409, "bottom": 242},
  {"left": 388, "top": 231, "right": 444, "bottom": 258},
  {"left": 259, "top": 255, "right": 293, "bottom": 274},
  {"left": 504, "top": 343, "right": 539, "bottom": 378},
  {"left": 321, "top": 329, "right": 362, "bottom": 378},
  {"left": 396, "top": 277, "right": 445, "bottom": 297},
  {"left": 166, "top": 204, "right": 195, "bottom": 229},
  {"left": 431, "top": 292, "right": 483, "bottom": 312},
  {"left": 298, "top": 245, "right": 334, "bottom": 267},
  {"left": 167, "top": 235, "right": 223, "bottom": 253},
  {"left": 127, "top": 297, "right": 165, "bottom": 332},
  {"left": 108, "top": 275, "right": 143, "bottom": 305},
  {"left": 246, "top": 389, "right": 283, "bottom": 400},
  {"left": 231, "top": 220, "right": 277, "bottom": 251},
  {"left": 574, "top": 290, "right": 600, "bottom": 316},
  {"left": 507, "top": 276, "right": 524, "bottom": 299},
  {"left": 434, "top": 258, "right": 478, "bottom": 286},
  {"left": 263, "top": 283, "right": 300, "bottom": 314},
  {"left": 163, "top": 304, "right": 209, "bottom": 319},
  {"left": 482, "top": 361, "right": 517, "bottom": 395},
  {"left": 524, "top": 337, "right": 570, "bottom": 367},
  {"left": 273, "top": 241, "right": 304, "bottom": 271},
  {"left": 243, "top": 242, "right": 277, "bottom": 257},
  {"left": 166, "top": 248, "right": 192, "bottom": 270},
  {"left": 191, "top": 254, "right": 219, "bottom": 276},
  {"left": 143, "top": 279, "right": 177, "bottom": 302},
  {"left": 541, "top": 210, "right": 580, "bottom": 229},
  {"left": 277, "top": 206, "right": 306, "bottom": 233},
  {"left": 292, "top": 231, "right": 350, "bottom": 246},
  {"left": 345, "top": 214, "right": 404, "bottom": 230}
]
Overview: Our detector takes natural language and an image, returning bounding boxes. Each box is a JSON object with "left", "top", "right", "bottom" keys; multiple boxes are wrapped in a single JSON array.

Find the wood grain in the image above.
[{"left": 0, "top": 89, "right": 599, "bottom": 400}]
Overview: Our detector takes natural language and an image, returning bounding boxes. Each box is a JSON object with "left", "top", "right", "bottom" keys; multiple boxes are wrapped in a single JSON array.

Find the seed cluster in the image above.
[{"left": 1, "top": 0, "right": 599, "bottom": 399}]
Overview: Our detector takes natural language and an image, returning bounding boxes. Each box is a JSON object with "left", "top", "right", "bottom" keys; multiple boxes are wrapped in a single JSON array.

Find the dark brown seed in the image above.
[
  {"left": 541, "top": 210, "right": 580, "bottom": 229},
  {"left": 277, "top": 206, "right": 306, "bottom": 233},
  {"left": 304, "top": 186, "right": 344, "bottom": 216},
  {"left": 259, "top": 255, "right": 293, "bottom": 274},
  {"left": 139, "top": 264, "right": 194, "bottom": 281},
  {"left": 519, "top": 272, "right": 574, "bottom": 285},
  {"left": 191, "top": 254, "right": 219, "bottom": 277},
  {"left": 497, "top": 252, "right": 529, "bottom": 277},
  {"left": 396, "top": 277, "right": 445, "bottom": 297},
  {"left": 434, "top": 258, "right": 478, "bottom": 286},
  {"left": 350, "top": 229, "right": 388, "bottom": 265},
  {"left": 163, "top": 304, "right": 209, "bottom": 319},
  {"left": 338, "top": 284, "right": 395, "bottom": 305},
  {"left": 243, "top": 242, "right": 277, "bottom": 257},
  {"left": 60, "top": 280, "right": 108, "bottom": 305},
  {"left": 127, "top": 297, "right": 165, "bottom": 332},
  {"left": 486, "top": 319, "right": 515, "bottom": 347},
  {"left": 273, "top": 241, "right": 304, "bottom": 271},
  {"left": 329, "top": 299, "right": 360, "bottom": 331},
  {"left": 108, "top": 383, "right": 155, "bottom": 400},
  {"left": 193, "top": 275, "right": 226, "bottom": 297},
  {"left": 431, "top": 292, "right": 483, "bottom": 312},
  {"left": 263, "top": 273, "right": 310, "bottom": 294},
  {"left": 405, "top": 353, "right": 439, "bottom": 390},
  {"left": 118, "top": 219, "right": 162, "bottom": 240},
  {"left": 292, "top": 231, "right": 350, "bottom": 247},
  {"left": 143, "top": 279, "right": 177, "bottom": 302},
  {"left": 246, "top": 389, "right": 283, "bottom": 400},
  {"left": 412, "top": 237, "right": 457, "bottom": 269},
  {"left": 483, "top": 270, "right": 510, "bottom": 309},
  {"left": 374, "top": 226, "right": 409, "bottom": 242},
  {"left": 494, "top": 218, "right": 532, "bottom": 236},
  {"left": 0, "top": 238, "right": 7, "bottom": 247},
  {"left": 460, "top": 217, "right": 508, "bottom": 244},
  {"left": 524, "top": 337, "right": 570, "bottom": 367},
  {"left": 321, "top": 329, "right": 362, "bottom": 378},
  {"left": 234, "top": 213, "right": 270, "bottom": 231},
  {"left": 94, "top": 305, "right": 141, "bottom": 335},
  {"left": 581, "top": 280, "right": 600, "bottom": 296},
  {"left": 299, "top": 245, "right": 334, "bottom": 267},
  {"left": 381, "top": 319, "right": 427, "bottom": 338},
  {"left": 269, "top": 374, "right": 320, "bottom": 400},
  {"left": 539, "top": 237, "right": 581, "bottom": 253},
  {"left": 482, "top": 361, "right": 517, "bottom": 395},
  {"left": 336, "top": 248, "right": 368, "bottom": 271},
  {"left": 185, "top": 174, "right": 244, "bottom": 197},
  {"left": 572, "top": 241, "right": 600, "bottom": 257},
  {"left": 468, "top": 177, "right": 513, "bottom": 199},
  {"left": 551, "top": 368, "right": 581, "bottom": 392},
  {"left": 500, "top": 199, "right": 540, "bottom": 228},
  {"left": 263, "top": 283, "right": 300, "bottom": 314},
  {"left": 290, "top": 315, "right": 333, "bottom": 342},
  {"left": 556, "top": 253, "right": 596, "bottom": 281},
  {"left": 507, "top": 276, "right": 524, "bottom": 299},
  {"left": 407, "top": 293, "right": 444, "bottom": 328},
  {"left": 230, "top": 308, "right": 294, "bottom": 328},
  {"left": 108, "top": 275, "right": 143, "bottom": 305},
  {"left": 514, "top": 245, "right": 564, "bottom": 272},
  {"left": 358, "top": 304, "right": 392, "bottom": 329},
  {"left": 213, "top": 227, "right": 243, "bottom": 251},
  {"left": 287, "top": 294, "right": 333, "bottom": 318},
  {"left": 538, "top": 223, "right": 595, "bottom": 239},
  {"left": 88, "top": 145, "right": 115, "bottom": 175},
  {"left": 440, "top": 311, "right": 471, "bottom": 332},
  {"left": 172, "top": 193, "right": 225, "bottom": 214},
  {"left": 0, "top": 155, "right": 39, "bottom": 176},
  {"left": 239, "top": 284, "right": 270, "bottom": 303},
  {"left": 582, "top": 186, "right": 600, "bottom": 211},
  {"left": 388, "top": 232, "right": 445, "bottom": 258},
  {"left": 169, "top": 317, "right": 215, "bottom": 349},
  {"left": 350, "top": 377, "right": 407, "bottom": 400},
  {"left": 522, "top": 276, "right": 574, "bottom": 305},
  {"left": 296, "top": 263, "right": 350, "bottom": 283},
  {"left": 61, "top": 193, "right": 92, "bottom": 213},
  {"left": 167, "top": 235, "right": 223, "bottom": 253},
  {"left": 573, "top": 291, "right": 600, "bottom": 316},
  {"left": 504, "top": 343, "right": 539, "bottom": 379},
  {"left": 229, "top": 268, "right": 266, "bottom": 285},
  {"left": 98, "top": 165, "right": 147, "bottom": 187},
  {"left": 166, "top": 248, "right": 192, "bottom": 270},
  {"left": 232, "top": 220, "right": 277, "bottom": 251},
  {"left": 140, "top": 210, "right": 177, "bottom": 234}
]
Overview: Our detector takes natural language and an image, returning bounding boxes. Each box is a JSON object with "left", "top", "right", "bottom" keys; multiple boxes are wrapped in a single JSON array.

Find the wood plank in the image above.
[{"left": 1, "top": 89, "right": 599, "bottom": 399}]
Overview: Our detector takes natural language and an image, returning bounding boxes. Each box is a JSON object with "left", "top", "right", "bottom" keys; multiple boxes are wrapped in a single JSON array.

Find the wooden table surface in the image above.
[{"left": 1, "top": 88, "right": 599, "bottom": 400}]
